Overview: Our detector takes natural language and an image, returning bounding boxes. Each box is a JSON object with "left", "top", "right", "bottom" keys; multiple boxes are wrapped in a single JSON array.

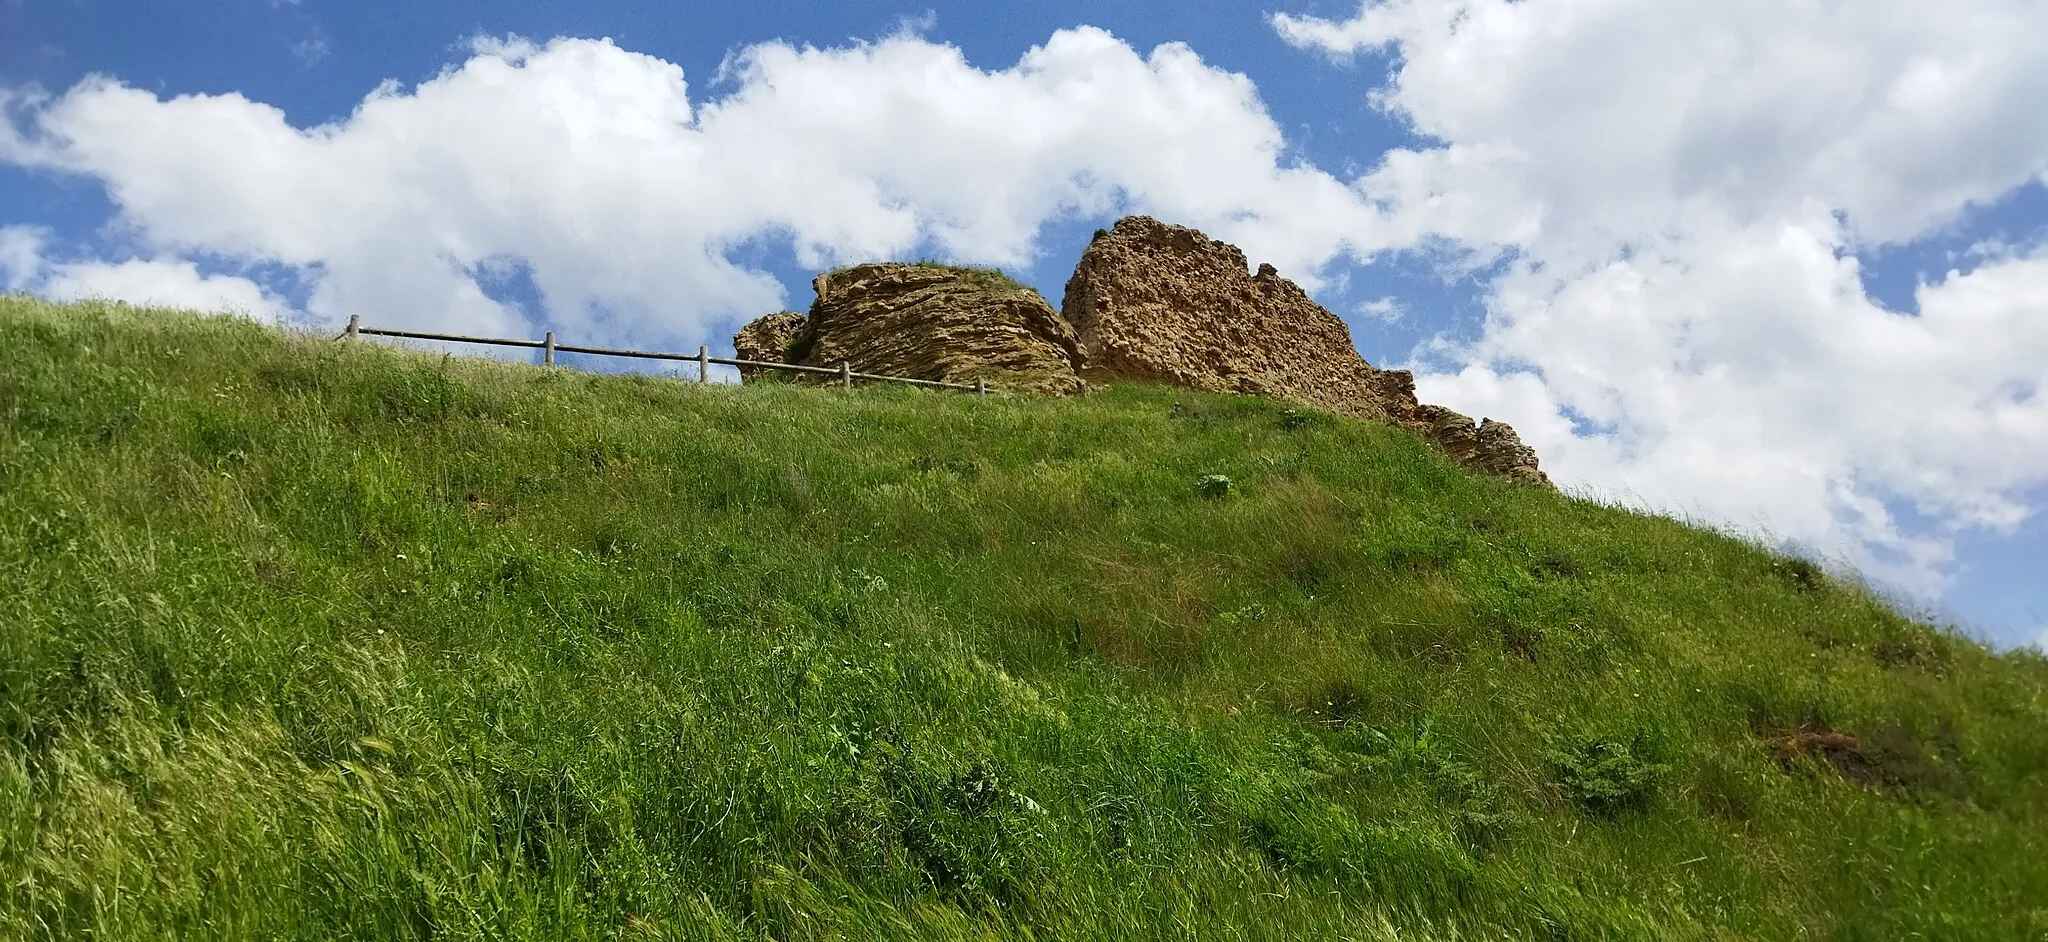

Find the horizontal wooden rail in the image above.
[
  {"left": 354, "top": 326, "right": 548, "bottom": 349},
  {"left": 339, "top": 315, "right": 989, "bottom": 394}
]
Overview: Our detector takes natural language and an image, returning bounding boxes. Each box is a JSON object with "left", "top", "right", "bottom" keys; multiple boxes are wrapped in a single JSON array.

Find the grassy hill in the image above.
[{"left": 2, "top": 296, "right": 2044, "bottom": 941}]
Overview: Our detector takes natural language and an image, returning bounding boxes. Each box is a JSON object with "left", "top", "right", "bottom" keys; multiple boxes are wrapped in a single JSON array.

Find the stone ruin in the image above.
[
  {"left": 733, "top": 264, "right": 1085, "bottom": 396},
  {"left": 733, "top": 216, "right": 1548, "bottom": 485}
]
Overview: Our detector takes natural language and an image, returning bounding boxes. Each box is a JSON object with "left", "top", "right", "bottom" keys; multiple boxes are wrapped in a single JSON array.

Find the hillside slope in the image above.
[{"left": 2, "top": 297, "right": 2045, "bottom": 941}]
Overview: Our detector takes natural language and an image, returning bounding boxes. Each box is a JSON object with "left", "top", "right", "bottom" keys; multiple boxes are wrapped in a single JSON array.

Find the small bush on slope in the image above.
[{"left": 2, "top": 296, "right": 2046, "bottom": 941}]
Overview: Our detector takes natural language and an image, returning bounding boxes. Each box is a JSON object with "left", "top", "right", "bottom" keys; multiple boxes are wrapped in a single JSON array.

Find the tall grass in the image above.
[{"left": 2, "top": 296, "right": 2045, "bottom": 940}]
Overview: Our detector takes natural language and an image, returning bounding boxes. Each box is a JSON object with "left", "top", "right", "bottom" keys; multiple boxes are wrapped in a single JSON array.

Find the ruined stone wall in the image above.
[
  {"left": 731, "top": 311, "right": 806, "bottom": 382},
  {"left": 730, "top": 218, "right": 1549, "bottom": 485},
  {"left": 1063, "top": 216, "right": 1549, "bottom": 485},
  {"left": 733, "top": 263, "right": 1086, "bottom": 396}
]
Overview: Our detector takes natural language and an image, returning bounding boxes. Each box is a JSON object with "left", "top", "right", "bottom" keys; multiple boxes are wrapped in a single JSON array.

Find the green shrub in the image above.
[
  {"left": 782, "top": 332, "right": 816, "bottom": 364},
  {"left": 1550, "top": 734, "right": 1669, "bottom": 815}
]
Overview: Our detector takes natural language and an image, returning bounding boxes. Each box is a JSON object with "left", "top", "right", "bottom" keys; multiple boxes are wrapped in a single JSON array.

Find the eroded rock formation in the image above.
[
  {"left": 730, "top": 218, "right": 1549, "bottom": 484},
  {"left": 731, "top": 311, "right": 806, "bottom": 381},
  {"left": 732, "top": 263, "right": 1086, "bottom": 395},
  {"left": 1370, "top": 368, "right": 1549, "bottom": 485},
  {"left": 1063, "top": 216, "right": 1549, "bottom": 485}
]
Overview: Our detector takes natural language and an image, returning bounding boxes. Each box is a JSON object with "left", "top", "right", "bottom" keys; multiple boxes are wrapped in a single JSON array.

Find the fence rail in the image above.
[{"left": 335, "top": 314, "right": 989, "bottom": 395}]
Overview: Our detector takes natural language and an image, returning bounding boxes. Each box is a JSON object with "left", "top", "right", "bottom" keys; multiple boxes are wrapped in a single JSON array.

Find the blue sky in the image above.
[{"left": 3, "top": 0, "right": 2045, "bottom": 649}]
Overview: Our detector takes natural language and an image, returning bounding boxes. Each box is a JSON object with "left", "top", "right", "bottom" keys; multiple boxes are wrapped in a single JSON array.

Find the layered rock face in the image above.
[
  {"left": 1064, "top": 216, "right": 1549, "bottom": 485},
  {"left": 1062, "top": 217, "right": 1401, "bottom": 420},
  {"left": 731, "top": 311, "right": 806, "bottom": 381},
  {"left": 732, "top": 263, "right": 1086, "bottom": 395},
  {"left": 729, "top": 219, "right": 1548, "bottom": 484},
  {"left": 1373, "top": 369, "right": 1549, "bottom": 485}
]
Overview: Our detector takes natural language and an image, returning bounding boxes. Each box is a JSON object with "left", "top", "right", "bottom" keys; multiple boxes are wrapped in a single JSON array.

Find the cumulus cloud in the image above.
[
  {"left": 0, "top": 225, "right": 41, "bottom": 291},
  {"left": 0, "top": 29, "right": 1387, "bottom": 348},
  {"left": 1356, "top": 295, "right": 1404, "bottom": 323},
  {"left": 1417, "top": 213, "right": 2048, "bottom": 593},
  {"left": 1276, "top": 0, "right": 2048, "bottom": 596},
  {"left": 1277, "top": 0, "right": 2048, "bottom": 254},
  {"left": 46, "top": 258, "right": 292, "bottom": 320},
  {"left": 0, "top": 225, "right": 289, "bottom": 320}
]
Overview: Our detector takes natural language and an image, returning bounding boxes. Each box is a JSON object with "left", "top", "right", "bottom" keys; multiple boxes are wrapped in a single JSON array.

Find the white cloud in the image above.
[
  {"left": 2035, "top": 625, "right": 2048, "bottom": 653},
  {"left": 0, "top": 224, "right": 290, "bottom": 320},
  {"left": 0, "top": 30, "right": 1389, "bottom": 349},
  {"left": 0, "top": 225, "right": 43, "bottom": 291},
  {"left": 1356, "top": 295, "right": 1403, "bottom": 323},
  {"left": 1417, "top": 212, "right": 2048, "bottom": 594},
  {"left": 45, "top": 258, "right": 291, "bottom": 321},
  {"left": 1277, "top": 0, "right": 2048, "bottom": 254},
  {"left": 291, "top": 37, "right": 330, "bottom": 67},
  {"left": 1276, "top": 0, "right": 2048, "bottom": 599},
  {"left": 892, "top": 10, "right": 940, "bottom": 37}
]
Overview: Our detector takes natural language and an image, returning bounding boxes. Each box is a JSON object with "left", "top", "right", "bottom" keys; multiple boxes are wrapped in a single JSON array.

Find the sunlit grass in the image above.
[{"left": 2, "top": 295, "right": 2045, "bottom": 940}]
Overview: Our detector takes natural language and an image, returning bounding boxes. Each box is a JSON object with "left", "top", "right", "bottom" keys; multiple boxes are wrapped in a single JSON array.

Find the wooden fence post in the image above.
[
  {"left": 976, "top": 379, "right": 987, "bottom": 396},
  {"left": 840, "top": 361, "right": 852, "bottom": 390},
  {"left": 544, "top": 331, "right": 555, "bottom": 366},
  {"left": 698, "top": 346, "right": 709, "bottom": 383},
  {"left": 345, "top": 314, "right": 360, "bottom": 341}
]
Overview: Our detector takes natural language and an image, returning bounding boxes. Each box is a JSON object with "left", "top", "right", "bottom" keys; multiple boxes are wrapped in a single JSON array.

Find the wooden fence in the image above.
[{"left": 335, "top": 314, "right": 990, "bottom": 395}]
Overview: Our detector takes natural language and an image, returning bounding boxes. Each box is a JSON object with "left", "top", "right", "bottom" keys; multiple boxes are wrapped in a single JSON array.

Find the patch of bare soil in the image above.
[{"left": 1764, "top": 722, "right": 1970, "bottom": 798}]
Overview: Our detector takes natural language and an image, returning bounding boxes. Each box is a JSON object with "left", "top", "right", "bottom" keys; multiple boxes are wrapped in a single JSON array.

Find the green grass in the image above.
[
  {"left": 2, "top": 296, "right": 2045, "bottom": 941},
  {"left": 904, "top": 260, "right": 1039, "bottom": 297}
]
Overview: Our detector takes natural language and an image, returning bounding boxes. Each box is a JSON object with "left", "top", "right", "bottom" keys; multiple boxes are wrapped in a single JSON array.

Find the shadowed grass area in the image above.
[{"left": 2, "top": 295, "right": 2045, "bottom": 940}]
